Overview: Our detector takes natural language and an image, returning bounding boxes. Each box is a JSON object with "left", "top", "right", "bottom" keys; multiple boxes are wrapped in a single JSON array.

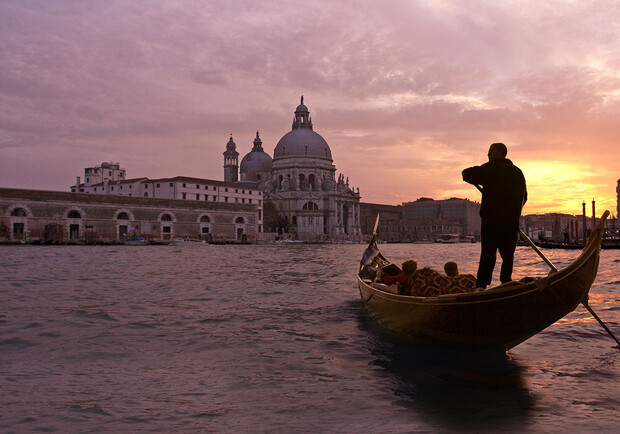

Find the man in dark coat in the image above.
[{"left": 462, "top": 143, "right": 527, "bottom": 288}]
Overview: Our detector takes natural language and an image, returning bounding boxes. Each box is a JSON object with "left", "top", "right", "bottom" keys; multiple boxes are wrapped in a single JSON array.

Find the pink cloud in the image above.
[{"left": 1, "top": 0, "right": 618, "bottom": 214}]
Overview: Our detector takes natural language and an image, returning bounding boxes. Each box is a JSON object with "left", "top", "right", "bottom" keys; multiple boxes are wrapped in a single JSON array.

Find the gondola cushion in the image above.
[{"left": 409, "top": 268, "right": 476, "bottom": 296}]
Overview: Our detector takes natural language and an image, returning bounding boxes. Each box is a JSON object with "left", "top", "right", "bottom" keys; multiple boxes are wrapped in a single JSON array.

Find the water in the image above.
[{"left": 1, "top": 243, "right": 618, "bottom": 432}]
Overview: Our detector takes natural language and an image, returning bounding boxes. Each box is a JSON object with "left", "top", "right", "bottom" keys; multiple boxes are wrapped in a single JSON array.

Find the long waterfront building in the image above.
[{"left": 1, "top": 188, "right": 258, "bottom": 244}]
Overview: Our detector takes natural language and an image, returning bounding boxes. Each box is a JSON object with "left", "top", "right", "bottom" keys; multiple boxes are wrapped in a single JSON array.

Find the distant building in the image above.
[
  {"left": 1, "top": 188, "right": 258, "bottom": 243},
  {"left": 617, "top": 179, "right": 619, "bottom": 225},
  {"left": 78, "top": 161, "right": 126, "bottom": 187},
  {"left": 360, "top": 202, "right": 468, "bottom": 242},
  {"left": 522, "top": 213, "right": 582, "bottom": 243},
  {"left": 360, "top": 203, "right": 407, "bottom": 242},
  {"left": 402, "top": 197, "right": 481, "bottom": 237},
  {"left": 522, "top": 209, "right": 615, "bottom": 244},
  {"left": 72, "top": 173, "right": 264, "bottom": 233}
]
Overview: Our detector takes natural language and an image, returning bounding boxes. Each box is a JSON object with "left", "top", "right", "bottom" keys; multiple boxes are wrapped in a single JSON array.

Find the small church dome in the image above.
[{"left": 240, "top": 131, "right": 273, "bottom": 175}]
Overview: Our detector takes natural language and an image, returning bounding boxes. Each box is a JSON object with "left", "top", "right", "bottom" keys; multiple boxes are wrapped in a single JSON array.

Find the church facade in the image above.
[{"left": 226, "top": 97, "right": 362, "bottom": 241}]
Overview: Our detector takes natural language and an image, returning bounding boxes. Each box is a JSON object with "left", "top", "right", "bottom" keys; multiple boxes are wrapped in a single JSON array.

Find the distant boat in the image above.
[
  {"left": 414, "top": 239, "right": 434, "bottom": 244},
  {"left": 537, "top": 241, "right": 583, "bottom": 250},
  {"left": 170, "top": 238, "right": 207, "bottom": 246},
  {"left": 537, "top": 237, "right": 619, "bottom": 250},
  {"left": 436, "top": 234, "right": 460, "bottom": 243},
  {"left": 357, "top": 211, "right": 609, "bottom": 351},
  {"left": 275, "top": 238, "right": 301, "bottom": 244},
  {"left": 602, "top": 239, "right": 620, "bottom": 249},
  {"left": 125, "top": 236, "right": 148, "bottom": 246}
]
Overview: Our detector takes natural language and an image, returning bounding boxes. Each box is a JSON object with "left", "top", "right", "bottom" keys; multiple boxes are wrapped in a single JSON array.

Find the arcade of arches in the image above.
[{"left": 0, "top": 189, "right": 258, "bottom": 244}]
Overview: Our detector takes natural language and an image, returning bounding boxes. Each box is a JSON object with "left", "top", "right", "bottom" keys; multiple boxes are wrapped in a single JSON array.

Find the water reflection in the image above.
[{"left": 357, "top": 308, "right": 536, "bottom": 430}]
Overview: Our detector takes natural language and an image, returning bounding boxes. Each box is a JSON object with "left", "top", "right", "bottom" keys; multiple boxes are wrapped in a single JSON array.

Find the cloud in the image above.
[{"left": 1, "top": 0, "right": 619, "bottom": 214}]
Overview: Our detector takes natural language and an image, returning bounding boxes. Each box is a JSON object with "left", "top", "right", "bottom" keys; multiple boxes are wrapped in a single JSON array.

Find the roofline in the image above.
[
  {"left": 72, "top": 176, "right": 262, "bottom": 190},
  {"left": 1, "top": 187, "right": 257, "bottom": 210}
]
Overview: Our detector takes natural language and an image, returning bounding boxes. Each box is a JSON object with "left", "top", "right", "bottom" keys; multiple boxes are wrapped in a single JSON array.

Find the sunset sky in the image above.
[{"left": 1, "top": 0, "right": 619, "bottom": 216}]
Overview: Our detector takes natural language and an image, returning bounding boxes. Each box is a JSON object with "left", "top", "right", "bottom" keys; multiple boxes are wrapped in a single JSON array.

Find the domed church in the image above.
[{"left": 225, "top": 97, "right": 362, "bottom": 241}]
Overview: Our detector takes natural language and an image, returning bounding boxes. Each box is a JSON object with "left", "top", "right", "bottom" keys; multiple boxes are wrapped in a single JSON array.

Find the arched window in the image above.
[
  {"left": 303, "top": 201, "right": 318, "bottom": 210},
  {"left": 299, "top": 174, "right": 306, "bottom": 190},
  {"left": 235, "top": 217, "right": 245, "bottom": 224},
  {"left": 117, "top": 212, "right": 130, "bottom": 220},
  {"left": 11, "top": 208, "right": 27, "bottom": 217},
  {"left": 144, "top": 192, "right": 148, "bottom": 197},
  {"left": 161, "top": 214, "right": 172, "bottom": 221},
  {"left": 67, "top": 210, "right": 81, "bottom": 219},
  {"left": 309, "top": 174, "right": 316, "bottom": 190},
  {"left": 278, "top": 175, "right": 283, "bottom": 190},
  {"left": 200, "top": 215, "right": 211, "bottom": 223}
]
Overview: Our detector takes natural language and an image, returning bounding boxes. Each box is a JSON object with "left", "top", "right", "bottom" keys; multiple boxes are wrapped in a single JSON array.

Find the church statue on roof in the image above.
[{"left": 226, "top": 96, "right": 362, "bottom": 241}]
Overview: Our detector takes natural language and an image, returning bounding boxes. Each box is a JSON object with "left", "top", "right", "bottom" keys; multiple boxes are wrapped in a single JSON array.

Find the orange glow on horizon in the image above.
[{"left": 519, "top": 161, "right": 617, "bottom": 216}]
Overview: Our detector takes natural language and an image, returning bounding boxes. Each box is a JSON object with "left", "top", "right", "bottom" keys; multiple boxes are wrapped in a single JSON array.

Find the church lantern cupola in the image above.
[
  {"left": 223, "top": 135, "right": 239, "bottom": 182},
  {"left": 292, "top": 95, "right": 313, "bottom": 130},
  {"left": 252, "top": 131, "right": 264, "bottom": 151}
]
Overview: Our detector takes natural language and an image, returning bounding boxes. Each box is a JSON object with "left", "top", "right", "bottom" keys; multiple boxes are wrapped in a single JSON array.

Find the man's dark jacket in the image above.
[{"left": 462, "top": 158, "right": 527, "bottom": 228}]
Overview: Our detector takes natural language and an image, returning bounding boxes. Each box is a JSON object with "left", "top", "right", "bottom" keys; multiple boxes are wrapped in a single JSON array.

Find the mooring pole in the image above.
[{"left": 582, "top": 201, "right": 587, "bottom": 247}]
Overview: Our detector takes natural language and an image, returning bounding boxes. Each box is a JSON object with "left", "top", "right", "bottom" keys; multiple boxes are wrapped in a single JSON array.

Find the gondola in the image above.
[{"left": 357, "top": 210, "right": 610, "bottom": 351}]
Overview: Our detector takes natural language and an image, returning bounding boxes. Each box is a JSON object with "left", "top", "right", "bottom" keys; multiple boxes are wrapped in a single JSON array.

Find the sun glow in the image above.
[{"left": 519, "top": 161, "right": 615, "bottom": 215}]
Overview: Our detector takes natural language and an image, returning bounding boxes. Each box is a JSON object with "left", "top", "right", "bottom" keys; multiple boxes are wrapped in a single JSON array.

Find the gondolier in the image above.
[{"left": 462, "top": 143, "right": 527, "bottom": 289}]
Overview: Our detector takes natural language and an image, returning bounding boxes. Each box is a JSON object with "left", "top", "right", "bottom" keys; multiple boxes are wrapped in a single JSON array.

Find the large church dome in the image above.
[
  {"left": 240, "top": 131, "right": 272, "bottom": 175},
  {"left": 273, "top": 97, "right": 332, "bottom": 161},
  {"left": 274, "top": 130, "right": 332, "bottom": 160}
]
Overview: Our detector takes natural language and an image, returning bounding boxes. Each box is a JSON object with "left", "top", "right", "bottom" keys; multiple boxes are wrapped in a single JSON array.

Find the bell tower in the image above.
[{"left": 223, "top": 135, "right": 239, "bottom": 183}]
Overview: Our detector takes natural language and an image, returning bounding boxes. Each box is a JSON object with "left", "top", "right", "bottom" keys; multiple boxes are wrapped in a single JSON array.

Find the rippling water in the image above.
[{"left": 1, "top": 243, "right": 619, "bottom": 432}]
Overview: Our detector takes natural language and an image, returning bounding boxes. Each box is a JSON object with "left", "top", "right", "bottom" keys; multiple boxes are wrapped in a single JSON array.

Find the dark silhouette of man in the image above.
[{"left": 462, "top": 143, "right": 527, "bottom": 288}]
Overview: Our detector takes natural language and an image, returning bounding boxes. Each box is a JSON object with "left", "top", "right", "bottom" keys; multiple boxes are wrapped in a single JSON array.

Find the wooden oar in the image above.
[
  {"left": 471, "top": 184, "right": 619, "bottom": 348},
  {"left": 582, "top": 301, "right": 620, "bottom": 347}
]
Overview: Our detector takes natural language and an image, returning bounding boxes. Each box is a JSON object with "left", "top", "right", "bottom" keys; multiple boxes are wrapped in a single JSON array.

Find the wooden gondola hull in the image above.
[{"left": 358, "top": 212, "right": 607, "bottom": 351}]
